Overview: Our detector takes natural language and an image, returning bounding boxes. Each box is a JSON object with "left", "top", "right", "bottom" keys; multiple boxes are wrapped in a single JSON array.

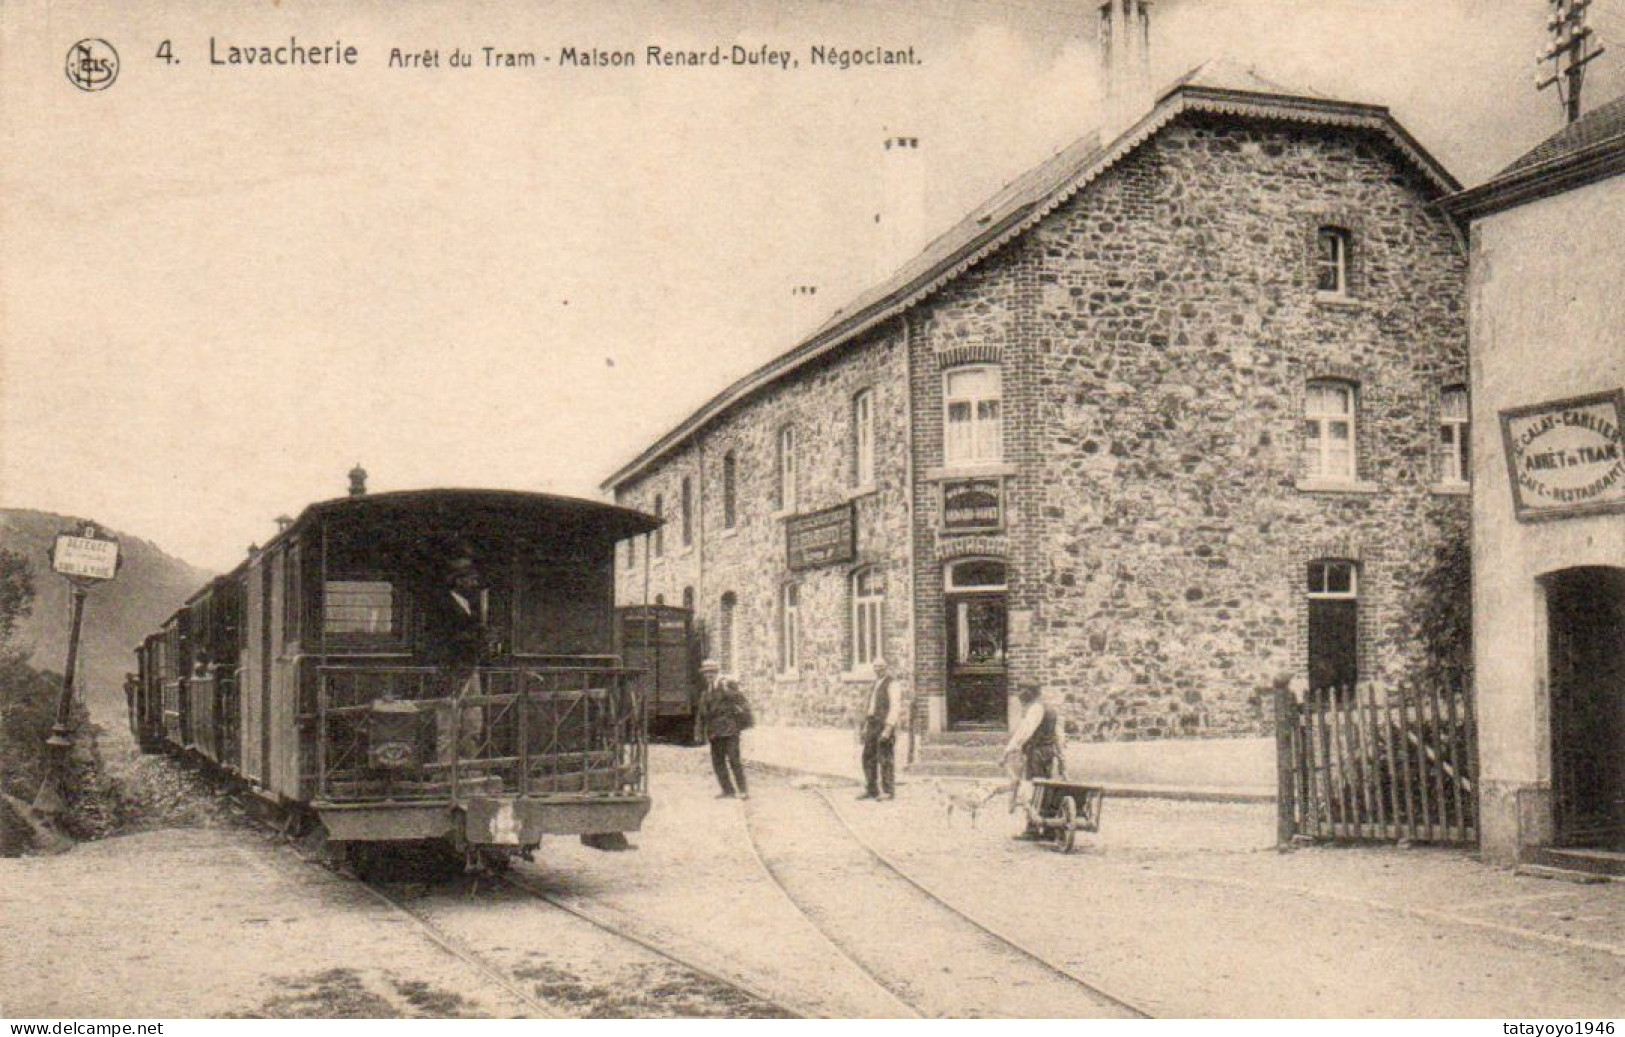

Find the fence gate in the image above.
[{"left": 1276, "top": 682, "right": 1477, "bottom": 845}]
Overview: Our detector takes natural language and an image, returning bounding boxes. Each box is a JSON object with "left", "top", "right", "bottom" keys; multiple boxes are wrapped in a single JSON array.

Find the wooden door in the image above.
[
  {"left": 947, "top": 593, "right": 1007, "bottom": 728},
  {"left": 1550, "top": 568, "right": 1625, "bottom": 846}
]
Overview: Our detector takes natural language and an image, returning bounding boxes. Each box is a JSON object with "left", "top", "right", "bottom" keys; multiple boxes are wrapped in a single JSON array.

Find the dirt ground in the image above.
[{"left": 1, "top": 746, "right": 1621, "bottom": 1018}]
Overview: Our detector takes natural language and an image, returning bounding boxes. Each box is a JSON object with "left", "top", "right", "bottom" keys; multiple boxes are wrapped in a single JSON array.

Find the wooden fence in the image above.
[{"left": 1276, "top": 681, "right": 1477, "bottom": 845}]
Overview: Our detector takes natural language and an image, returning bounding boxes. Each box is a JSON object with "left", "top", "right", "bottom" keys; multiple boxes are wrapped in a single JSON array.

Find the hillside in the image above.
[{"left": 0, "top": 509, "right": 212, "bottom": 735}]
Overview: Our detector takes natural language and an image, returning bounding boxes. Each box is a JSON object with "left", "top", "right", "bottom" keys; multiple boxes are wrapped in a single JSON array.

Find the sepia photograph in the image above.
[{"left": 1, "top": 0, "right": 1622, "bottom": 1024}]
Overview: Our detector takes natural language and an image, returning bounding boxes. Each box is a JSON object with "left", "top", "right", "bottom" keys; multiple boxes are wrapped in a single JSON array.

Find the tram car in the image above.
[
  {"left": 614, "top": 604, "right": 699, "bottom": 741},
  {"left": 130, "top": 486, "right": 659, "bottom": 870}
]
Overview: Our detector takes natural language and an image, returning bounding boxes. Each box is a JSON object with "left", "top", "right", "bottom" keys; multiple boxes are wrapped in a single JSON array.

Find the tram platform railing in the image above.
[{"left": 313, "top": 663, "right": 648, "bottom": 804}]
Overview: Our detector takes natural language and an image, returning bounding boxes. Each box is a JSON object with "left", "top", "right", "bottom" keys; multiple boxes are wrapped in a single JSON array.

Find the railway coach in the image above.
[{"left": 132, "top": 485, "right": 660, "bottom": 872}]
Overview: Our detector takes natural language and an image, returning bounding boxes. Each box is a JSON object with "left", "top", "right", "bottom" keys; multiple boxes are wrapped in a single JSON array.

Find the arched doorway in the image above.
[
  {"left": 1547, "top": 566, "right": 1625, "bottom": 848},
  {"left": 944, "top": 558, "right": 1007, "bottom": 729}
]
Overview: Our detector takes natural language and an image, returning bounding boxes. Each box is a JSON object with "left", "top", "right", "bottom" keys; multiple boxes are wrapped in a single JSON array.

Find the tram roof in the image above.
[{"left": 279, "top": 489, "right": 659, "bottom": 547}]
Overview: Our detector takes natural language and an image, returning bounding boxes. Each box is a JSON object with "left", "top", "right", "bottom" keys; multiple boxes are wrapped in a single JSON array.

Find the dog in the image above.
[{"left": 932, "top": 779, "right": 1009, "bottom": 827}]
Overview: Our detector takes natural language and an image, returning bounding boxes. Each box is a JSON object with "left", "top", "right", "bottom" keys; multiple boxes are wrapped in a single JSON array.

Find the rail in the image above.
[{"left": 314, "top": 663, "right": 647, "bottom": 804}]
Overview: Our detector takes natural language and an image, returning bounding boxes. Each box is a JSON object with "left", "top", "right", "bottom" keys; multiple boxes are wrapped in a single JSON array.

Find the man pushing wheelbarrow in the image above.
[{"left": 1001, "top": 684, "right": 1102, "bottom": 851}]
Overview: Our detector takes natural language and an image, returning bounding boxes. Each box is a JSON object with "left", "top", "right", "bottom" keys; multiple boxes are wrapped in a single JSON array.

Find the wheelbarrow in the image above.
[{"left": 1024, "top": 778, "right": 1105, "bottom": 853}]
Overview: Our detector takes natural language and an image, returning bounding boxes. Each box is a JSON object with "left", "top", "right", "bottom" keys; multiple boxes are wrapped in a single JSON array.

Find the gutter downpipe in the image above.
[{"left": 901, "top": 311, "right": 921, "bottom": 764}]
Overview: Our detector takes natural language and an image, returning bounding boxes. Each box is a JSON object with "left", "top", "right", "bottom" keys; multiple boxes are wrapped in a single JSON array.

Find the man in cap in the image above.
[
  {"left": 857, "top": 658, "right": 901, "bottom": 800},
  {"left": 694, "top": 658, "right": 753, "bottom": 799}
]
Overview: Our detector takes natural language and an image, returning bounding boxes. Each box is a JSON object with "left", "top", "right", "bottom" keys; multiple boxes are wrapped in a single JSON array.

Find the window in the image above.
[
  {"left": 778, "top": 582, "right": 800, "bottom": 674},
  {"left": 722, "top": 452, "right": 738, "bottom": 529},
  {"left": 777, "top": 425, "right": 798, "bottom": 512},
  {"left": 852, "top": 389, "right": 875, "bottom": 488},
  {"left": 1439, "top": 385, "right": 1470, "bottom": 485},
  {"left": 682, "top": 586, "right": 694, "bottom": 611},
  {"left": 851, "top": 567, "right": 885, "bottom": 671},
  {"left": 719, "top": 592, "right": 737, "bottom": 673},
  {"left": 945, "top": 557, "right": 1007, "bottom": 592},
  {"left": 653, "top": 494, "right": 665, "bottom": 557},
  {"left": 944, "top": 365, "right": 1002, "bottom": 465},
  {"left": 324, "top": 580, "right": 395, "bottom": 636},
  {"left": 680, "top": 476, "right": 693, "bottom": 547},
  {"left": 1307, "top": 560, "right": 1358, "bottom": 695},
  {"left": 1303, "top": 381, "right": 1357, "bottom": 482},
  {"left": 1316, "top": 226, "right": 1352, "bottom": 296}
]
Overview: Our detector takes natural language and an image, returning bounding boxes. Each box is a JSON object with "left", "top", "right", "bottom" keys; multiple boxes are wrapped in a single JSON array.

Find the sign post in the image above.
[{"left": 32, "top": 524, "right": 121, "bottom": 829}]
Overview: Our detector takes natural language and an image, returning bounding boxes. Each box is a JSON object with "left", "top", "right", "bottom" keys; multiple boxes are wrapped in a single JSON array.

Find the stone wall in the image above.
[
  {"left": 615, "top": 109, "right": 1470, "bottom": 745},
  {"left": 1021, "top": 114, "right": 1469, "bottom": 739},
  {"left": 614, "top": 325, "right": 914, "bottom": 727}
]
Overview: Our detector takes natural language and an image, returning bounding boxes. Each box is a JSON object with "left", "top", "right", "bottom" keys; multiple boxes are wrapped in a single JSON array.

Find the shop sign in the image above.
[
  {"left": 1500, "top": 389, "right": 1625, "bottom": 521},
  {"left": 942, "top": 478, "right": 1003, "bottom": 532},
  {"left": 785, "top": 503, "right": 856, "bottom": 571}
]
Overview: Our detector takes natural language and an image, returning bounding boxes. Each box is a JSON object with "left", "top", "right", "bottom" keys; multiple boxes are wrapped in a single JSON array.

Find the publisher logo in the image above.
[{"left": 66, "top": 39, "right": 119, "bottom": 92}]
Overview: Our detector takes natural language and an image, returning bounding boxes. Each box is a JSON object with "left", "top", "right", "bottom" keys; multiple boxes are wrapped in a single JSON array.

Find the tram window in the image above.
[{"left": 325, "top": 580, "right": 396, "bottom": 635}]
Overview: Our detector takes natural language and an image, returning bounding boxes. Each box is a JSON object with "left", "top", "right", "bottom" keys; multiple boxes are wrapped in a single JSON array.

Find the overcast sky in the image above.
[{"left": 4, "top": 0, "right": 1622, "bottom": 572}]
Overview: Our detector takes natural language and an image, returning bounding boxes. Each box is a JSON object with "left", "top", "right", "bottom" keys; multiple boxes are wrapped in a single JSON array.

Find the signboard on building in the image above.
[
  {"left": 942, "top": 478, "right": 1004, "bottom": 532},
  {"left": 50, "top": 525, "right": 121, "bottom": 581},
  {"left": 1500, "top": 389, "right": 1625, "bottom": 522},
  {"left": 785, "top": 503, "right": 856, "bottom": 571}
]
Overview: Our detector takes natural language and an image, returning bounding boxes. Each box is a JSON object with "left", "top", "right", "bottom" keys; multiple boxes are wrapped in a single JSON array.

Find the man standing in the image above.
[
  {"left": 424, "top": 551, "right": 490, "bottom": 765},
  {"left": 694, "top": 658, "right": 752, "bottom": 799},
  {"left": 858, "top": 658, "right": 901, "bottom": 801}
]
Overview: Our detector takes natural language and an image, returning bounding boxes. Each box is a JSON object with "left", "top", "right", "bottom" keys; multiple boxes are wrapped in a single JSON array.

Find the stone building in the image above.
[
  {"left": 1442, "top": 95, "right": 1625, "bottom": 867},
  {"left": 604, "top": 55, "right": 1471, "bottom": 748}
]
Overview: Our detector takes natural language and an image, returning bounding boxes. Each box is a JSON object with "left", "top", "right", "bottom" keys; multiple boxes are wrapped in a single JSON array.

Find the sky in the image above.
[{"left": 3, "top": 0, "right": 1622, "bottom": 572}]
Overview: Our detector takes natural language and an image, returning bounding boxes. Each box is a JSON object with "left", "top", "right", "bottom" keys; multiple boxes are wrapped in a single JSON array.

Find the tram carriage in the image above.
[{"left": 131, "top": 487, "right": 660, "bottom": 869}]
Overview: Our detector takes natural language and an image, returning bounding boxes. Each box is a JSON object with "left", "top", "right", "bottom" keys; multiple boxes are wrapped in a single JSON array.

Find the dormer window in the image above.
[{"left": 1316, "top": 227, "right": 1352, "bottom": 297}]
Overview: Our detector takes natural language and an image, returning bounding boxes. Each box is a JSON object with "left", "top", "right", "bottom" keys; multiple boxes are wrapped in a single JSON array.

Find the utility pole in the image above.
[{"left": 1538, "top": 0, "right": 1606, "bottom": 124}]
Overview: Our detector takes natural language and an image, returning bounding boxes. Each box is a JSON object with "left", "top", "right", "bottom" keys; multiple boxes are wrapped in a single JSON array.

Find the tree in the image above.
[{"left": 0, "top": 548, "right": 33, "bottom": 646}]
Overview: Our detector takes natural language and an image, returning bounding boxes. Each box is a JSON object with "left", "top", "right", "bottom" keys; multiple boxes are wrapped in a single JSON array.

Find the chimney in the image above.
[
  {"left": 274, "top": 514, "right": 293, "bottom": 533},
  {"left": 787, "top": 284, "right": 822, "bottom": 342},
  {"left": 874, "top": 133, "right": 925, "bottom": 281},
  {"left": 348, "top": 464, "right": 368, "bottom": 497},
  {"left": 1098, "top": 0, "right": 1152, "bottom": 136}
]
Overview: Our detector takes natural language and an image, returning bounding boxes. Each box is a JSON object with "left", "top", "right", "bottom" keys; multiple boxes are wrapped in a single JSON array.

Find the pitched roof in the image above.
[
  {"left": 1444, "top": 93, "right": 1625, "bottom": 220},
  {"left": 603, "top": 65, "right": 1461, "bottom": 492},
  {"left": 1503, "top": 94, "right": 1625, "bottom": 175}
]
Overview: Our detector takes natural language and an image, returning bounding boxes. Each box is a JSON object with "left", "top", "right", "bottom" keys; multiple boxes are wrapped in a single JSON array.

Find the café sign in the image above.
[
  {"left": 1499, "top": 389, "right": 1625, "bottom": 522},
  {"left": 785, "top": 503, "right": 856, "bottom": 571},
  {"left": 942, "top": 478, "right": 1004, "bottom": 532}
]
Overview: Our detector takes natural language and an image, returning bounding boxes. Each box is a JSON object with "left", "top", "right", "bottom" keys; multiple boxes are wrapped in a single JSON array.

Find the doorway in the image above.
[
  {"left": 945, "top": 559, "right": 1008, "bottom": 729},
  {"left": 1548, "top": 566, "right": 1625, "bottom": 848}
]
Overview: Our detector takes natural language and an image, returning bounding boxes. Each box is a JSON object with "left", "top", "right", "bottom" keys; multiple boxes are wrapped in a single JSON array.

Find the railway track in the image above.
[
  {"left": 497, "top": 870, "right": 805, "bottom": 1018},
  {"left": 243, "top": 792, "right": 795, "bottom": 1018},
  {"left": 741, "top": 776, "right": 1153, "bottom": 1019}
]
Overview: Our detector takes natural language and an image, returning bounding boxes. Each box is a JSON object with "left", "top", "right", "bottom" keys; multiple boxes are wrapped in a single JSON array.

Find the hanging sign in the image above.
[
  {"left": 51, "top": 524, "right": 122, "bottom": 581},
  {"left": 1499, "top": 389, "right": 1625, "bottom": 522},
  {"left": 785, "top": 503, "right": 856, "bottom": 571},
  {"left": 942, "top": 478, "right": 1004, "bottom": 532}
]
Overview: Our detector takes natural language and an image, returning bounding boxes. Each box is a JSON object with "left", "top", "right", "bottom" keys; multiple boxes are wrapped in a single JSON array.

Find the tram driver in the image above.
[{"left": 426, "top": 550, "right": 490, "bottom": 767}]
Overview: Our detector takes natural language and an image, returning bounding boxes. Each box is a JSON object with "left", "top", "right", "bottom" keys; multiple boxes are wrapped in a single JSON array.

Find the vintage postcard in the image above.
[{"left": 1, "top": 0, "right": 1622, "bottom": 1025}]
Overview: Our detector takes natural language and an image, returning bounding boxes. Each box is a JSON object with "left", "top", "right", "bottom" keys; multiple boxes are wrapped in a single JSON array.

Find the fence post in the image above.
[{"left": 1275, "top": 682, "right": 1297, "bottom": 847}]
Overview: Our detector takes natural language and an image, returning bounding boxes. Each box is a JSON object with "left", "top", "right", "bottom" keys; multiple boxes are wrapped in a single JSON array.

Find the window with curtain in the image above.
[
  {"left": 850, "top": 567, "right": 885, "bottom": 671},
  {"left": 1315, "top": 226, "right": 1352, "bottom": 296},
  {"left": 1303, "top": 380, "right": 1357, "bottom": 482},
  {"left": 944, "top": 365, "right": 1002, "bottom": 465},
  {"left": 852, "top": 389, "right": 875, "bottom": 487}
]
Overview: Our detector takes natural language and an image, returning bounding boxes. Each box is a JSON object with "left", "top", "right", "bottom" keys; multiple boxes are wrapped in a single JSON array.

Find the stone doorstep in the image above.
[{"left": 1519, "top": 845, "right": 1625, "bottom": 881}]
